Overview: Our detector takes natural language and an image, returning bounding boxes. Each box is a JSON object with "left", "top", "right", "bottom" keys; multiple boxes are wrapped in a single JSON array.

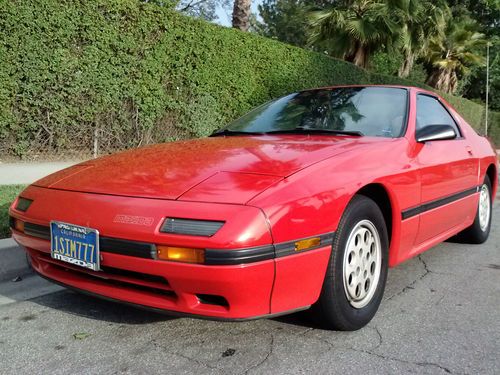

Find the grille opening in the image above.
[
  {"left": 48, "top": 260, "right": 176, "bottom": 298},
  {"left": 100, "top": 266, "right": 169, "bottom": 285},
  {"left": 91, "top": 275, "right": 176, "bottom": 298},
  {"left": 36, "top": 251, "right": 173, "bottom": 295},
  {"left": 196, "top": 294, "right": 229, "bottom": 307}
]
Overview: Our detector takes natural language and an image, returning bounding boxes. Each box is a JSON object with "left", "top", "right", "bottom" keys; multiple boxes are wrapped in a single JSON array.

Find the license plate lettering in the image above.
[
  {"left": 52, "top": 252, "right": 96, "bottom": 269},
  {"left": 50, "top": 222, "right": 100, "bottom": 271}
]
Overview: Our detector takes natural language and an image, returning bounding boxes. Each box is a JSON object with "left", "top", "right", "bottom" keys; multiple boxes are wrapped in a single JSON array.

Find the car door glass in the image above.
[{"left": 416, "top": 95, "right": 460, "bottom": 136}]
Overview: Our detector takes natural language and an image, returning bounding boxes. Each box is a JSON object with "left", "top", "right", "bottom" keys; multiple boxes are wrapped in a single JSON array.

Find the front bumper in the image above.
[
  {"left": 10, "top": 185, "right": 333, "bottom": 319},
  {"left": 34, "top": 271, "right": 310, "bottom": 322},
  {"left": 15, "top": 231, "right": 276, "bottom": 319}
]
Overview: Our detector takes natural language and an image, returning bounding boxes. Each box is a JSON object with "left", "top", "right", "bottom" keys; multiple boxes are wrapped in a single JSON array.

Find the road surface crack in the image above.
[
  {"left": 174, "top": 351, "right": 218, "bottom": 370},
  {"left": 151, "top": 339, "right": 217, "bottom": 370},
  {"left": 371, "top": 325, "right": 383, "bottom": 351},
  {"left": 242, "top": 333, "right": 274, "bottom": 374},
  {"left": 297, "top": 327, "right": 315, "bottom": 336},
  {"left": 387, "top": 255, "right": 432, "bottom": 300},
  {"left": 347, "top": 347, "right": 457, "bottom": 374}
]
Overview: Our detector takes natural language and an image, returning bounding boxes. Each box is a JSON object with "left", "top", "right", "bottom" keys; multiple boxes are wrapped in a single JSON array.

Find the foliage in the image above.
[
  {"left": 444, "top": 1, "right": 499, "bottom": 109},
  {"left": 255, "top": 0, "right": 311, "bottom": 47},
  {"left": 306, "top": 0, "right": 448, "bottom": 73},
  {"left": 489, "top": 111, "right": 500, "bottom": 147},
  {"left": 370, "top": 51, "right": 427, "bottom": 84},
  {"left": 424, "top": 18, "right": 486, "bottom": 93},
  {"left": 459, "top": 42, "right": 500, "bottom": 110},
  {"left": 309, "top": 0, "right": 402, "bottom": 68},
  {"left": 447, "top": 0, "right": 500, "bottom": 37},
  {"left": 254, "top": 0, "right": 498, "bottom": 109},
  {"left": 394, "top": 0, "right": 449, "bottom": 78},
  {"left": 179, "top": 0, "right": 231, "bottom": 21},
  {"left": 370, "top": 50, "right": 427, "bottom": 84},
  {"left": 0, "top": 185, "right": 25, "bottom": 239},
  {"left": 0, "top": 0, "right": 498, "bottom": 160},
  {"left": 255, "top": 0, "right": 333, "bottom": 47},
  {"left": 370, "top": 51, "right": 403, "bottom": 76},
  {"left": 145, "top": 0, "right": 230, "bottom": 21}
]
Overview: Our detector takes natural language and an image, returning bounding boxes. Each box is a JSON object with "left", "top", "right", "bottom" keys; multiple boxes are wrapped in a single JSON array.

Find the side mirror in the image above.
[{"left": 416, "top": 125, "right": 457, "bottom": 143}]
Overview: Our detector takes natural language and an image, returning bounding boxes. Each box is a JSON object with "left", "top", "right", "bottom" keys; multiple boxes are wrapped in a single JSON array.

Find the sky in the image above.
[{"left": 215, "top": 0, "right": 263, "bottom": 27}]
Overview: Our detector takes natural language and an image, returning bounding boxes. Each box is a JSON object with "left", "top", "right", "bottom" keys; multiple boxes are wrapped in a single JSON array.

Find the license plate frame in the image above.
[{"left": 50, "top": 221, "right": 100, "bottom": 271}]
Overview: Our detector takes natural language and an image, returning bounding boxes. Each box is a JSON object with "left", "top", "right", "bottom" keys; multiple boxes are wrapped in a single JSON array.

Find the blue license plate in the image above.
[{"left": 50, "top": 221, "right": 100, "bottom": 271}]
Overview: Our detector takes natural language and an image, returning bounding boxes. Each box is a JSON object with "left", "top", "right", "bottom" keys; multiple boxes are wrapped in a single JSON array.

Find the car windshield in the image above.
[{"left": 217, "top": 87, "right": 408, "bottom": 138}]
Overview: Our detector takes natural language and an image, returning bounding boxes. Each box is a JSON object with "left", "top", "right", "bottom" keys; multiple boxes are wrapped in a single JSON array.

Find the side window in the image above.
[{"left": 416, "top": 95, "right": 461, "bottom": 136}]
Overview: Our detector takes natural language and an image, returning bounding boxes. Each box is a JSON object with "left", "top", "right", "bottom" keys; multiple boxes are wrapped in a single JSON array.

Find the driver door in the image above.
[{"left": 414, "top": 94, "right": 478, "bottom": 245}]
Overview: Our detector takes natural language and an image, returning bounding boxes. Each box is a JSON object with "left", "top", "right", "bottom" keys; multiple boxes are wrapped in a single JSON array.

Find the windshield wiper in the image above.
[
  {"left": 264, "top": 127, "right": 364, "bottom": 136},
  {"left": 210, "top": 129, "right": 266, "bottom": 137},
  {"left": 211, "top": 128, "right": 364, "bottom": 137}
]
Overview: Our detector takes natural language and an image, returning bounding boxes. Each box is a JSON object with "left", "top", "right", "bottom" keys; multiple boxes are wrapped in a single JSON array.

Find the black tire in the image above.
[
  {"left": 311, "top": 195, "right": 389, "bottom": 331},
  {"left": 456, "top": 176, "right": 492, "bottom": 244}
]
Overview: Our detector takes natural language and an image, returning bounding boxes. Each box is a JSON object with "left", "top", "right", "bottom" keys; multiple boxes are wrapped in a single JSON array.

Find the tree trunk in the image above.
[
  {"left": 349, "top": 44, "right": 370, "bottom": 69},
  {"left": 232, "top": 0, "right": 252, "bottom": 31},
  {"left": 398, "top": 51, "right": 415, "bottom": 78},
  {"left": 425, "top": 68, "right": 457, "bottom": 94},
  {"left": 426, "top": 68, "right": 445, "bottom": 91},
  {"left": 448, "top": 71, "right": 458, "bottom": 94}
]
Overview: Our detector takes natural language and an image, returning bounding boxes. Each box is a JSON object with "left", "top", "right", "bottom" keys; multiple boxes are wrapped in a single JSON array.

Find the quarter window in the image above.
[{"left": 416, "top": 95, "right": 460, "bottom": 136}]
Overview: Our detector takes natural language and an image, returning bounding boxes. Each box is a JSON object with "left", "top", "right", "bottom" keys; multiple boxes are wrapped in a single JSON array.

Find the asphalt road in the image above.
[{"left": 0, "top": 199, "right": 499, "bottom": 375}]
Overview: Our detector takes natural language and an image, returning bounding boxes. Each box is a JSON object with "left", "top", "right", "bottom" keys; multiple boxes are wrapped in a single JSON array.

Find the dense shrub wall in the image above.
[
  {"left": 489, "top": 112, "right": 500, "bottom": 147},
  {"left": 0, "top": 0, "right": 498, "bottom": 159}
]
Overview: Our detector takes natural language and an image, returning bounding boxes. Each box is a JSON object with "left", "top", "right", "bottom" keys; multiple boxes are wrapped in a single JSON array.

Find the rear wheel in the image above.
[
  {"left": 456, "top": 176, "right": 492, "bottom": 244},
  {"left": 312, "top": 195, "right": 389, "bottom": 331}
]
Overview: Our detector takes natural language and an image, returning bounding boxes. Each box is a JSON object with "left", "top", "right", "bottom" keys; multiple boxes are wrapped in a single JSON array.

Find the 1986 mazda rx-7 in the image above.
[{"left": 9, "top": 86, "right": 498, "bottom": 330}]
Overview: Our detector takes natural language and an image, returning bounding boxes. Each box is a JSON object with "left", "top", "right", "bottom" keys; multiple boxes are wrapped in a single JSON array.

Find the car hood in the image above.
[{"left": 34, "top": 135, "right": 372, "bottom": 203}]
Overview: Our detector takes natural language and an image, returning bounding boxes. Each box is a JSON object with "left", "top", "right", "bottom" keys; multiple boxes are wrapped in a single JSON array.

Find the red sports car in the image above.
[{"left": 9, "top": 86, "right": 498, "bottom": 330}]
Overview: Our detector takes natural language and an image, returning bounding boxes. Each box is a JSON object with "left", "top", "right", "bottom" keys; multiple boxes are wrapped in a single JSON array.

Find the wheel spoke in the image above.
[
  {"left": 478, "top": 184, "right": 491, "bottom": 232},
  {"left": 342, "top": 220, "right": 382, "bottom": 309}
]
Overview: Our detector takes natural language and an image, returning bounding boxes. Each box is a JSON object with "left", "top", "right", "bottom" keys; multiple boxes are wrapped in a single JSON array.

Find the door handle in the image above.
[{"left": 466, "top": 146, "right": 473, "bottom": 156}]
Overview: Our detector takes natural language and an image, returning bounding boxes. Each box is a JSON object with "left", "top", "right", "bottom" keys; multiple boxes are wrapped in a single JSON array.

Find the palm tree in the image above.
[
  {"left": 232, "top": 0, "right": 252, "bottom": 31},
  {"left": 424, "top": 19, "right": 485, "bottom": 94},
  {"left": 395, "top": 0, "right": 449, "bottom": 78},
  {"left": 309, "top": 0, "right": 400, "bottom": 69}
]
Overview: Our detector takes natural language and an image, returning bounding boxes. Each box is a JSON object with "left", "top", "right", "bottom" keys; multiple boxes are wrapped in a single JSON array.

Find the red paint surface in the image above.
[{"left": 10, "top": 86, "right": 498, "bottom": 319}]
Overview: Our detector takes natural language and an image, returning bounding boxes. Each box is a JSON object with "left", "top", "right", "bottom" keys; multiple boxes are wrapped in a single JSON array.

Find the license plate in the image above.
[{"left": 50, "top": 221, "right": 100, "bottom": 271}]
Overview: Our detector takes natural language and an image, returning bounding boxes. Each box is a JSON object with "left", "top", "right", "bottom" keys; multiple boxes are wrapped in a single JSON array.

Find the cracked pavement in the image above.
[{"left": 0, "top": 198, "right": 499, "bottom": 374}]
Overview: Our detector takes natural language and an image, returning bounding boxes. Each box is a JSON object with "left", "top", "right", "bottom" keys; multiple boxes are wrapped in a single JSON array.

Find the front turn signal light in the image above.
[
  {"left": 157, "top": 246, "right": 205, "bottom": 264},
  {"left": 14, "top": 219, "right": 25, "bottom": 233}
]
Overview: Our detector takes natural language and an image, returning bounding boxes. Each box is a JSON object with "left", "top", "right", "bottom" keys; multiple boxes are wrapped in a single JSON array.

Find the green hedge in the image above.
[
  {"left": 0, "top": 0, "right": 498, "bottom": 159},
  {"left": 0, "top": 185, "right": 25, "bottom": 238},
  {"left": 489, "top": 112, "right": 500, "bottom": 148}
]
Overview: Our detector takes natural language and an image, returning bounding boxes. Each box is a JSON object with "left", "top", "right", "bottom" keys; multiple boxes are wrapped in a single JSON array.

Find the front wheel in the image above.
[{"left": 312, "top": 195, "right": 389, "bottom": 331}]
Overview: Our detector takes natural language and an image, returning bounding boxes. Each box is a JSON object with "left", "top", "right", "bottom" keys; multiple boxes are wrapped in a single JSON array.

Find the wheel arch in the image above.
[
  {"left": 355, "top": 184, "right": 394, "bottom": 242},
  {"left": 485, "top": 163, "right": 498, "bottom": 196}
]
